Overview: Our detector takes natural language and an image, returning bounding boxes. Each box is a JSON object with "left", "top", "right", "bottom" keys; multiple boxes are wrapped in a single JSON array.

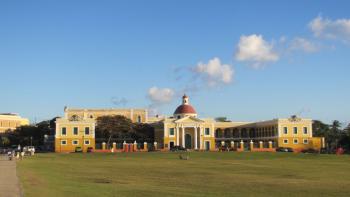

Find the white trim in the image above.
[
  {"left": 176, "top": 126, "right": 179, "bottom": 146},
  {"left": 169, "top": 128, "right": 175, "bottom": 137},
  {"left": 73, "top": 127, "right": 79, "bottom": 136},
  {"left": 303, "top": 127, "right": 308, "bottom": 135},
  {"left": 72, "top": 140, "right": 79, "bottom": 145},
  {"left": 85, "top": 127, "right": 90, "bottom": 135},
  {"left": 293, "top": 127, "right": 298, "bottom": 135},
  {"left": 293, "top": 138, "right": 299, "bottom": 144},
  {"left": 204, "top": 140, "right": 211, "bottom": 151},
  {"left": 283, "top": 127, "right": 288, "bottom": 135},
  {"left": 61, "top": 140, "right": 67, "bottom": 145},
  {"left": 84, "top": 139, "right": 90, "bottom": 145},
  {"left": 61, "top": 127, "right": 67, "bottom": 136},
  {"left": 204, "top": 127, "right": 211, "bottom": 137}
]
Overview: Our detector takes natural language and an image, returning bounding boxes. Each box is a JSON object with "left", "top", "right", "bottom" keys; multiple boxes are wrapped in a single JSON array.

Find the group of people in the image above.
[{"left": 7, "top": 145, "right": 35, "bottom": 161}]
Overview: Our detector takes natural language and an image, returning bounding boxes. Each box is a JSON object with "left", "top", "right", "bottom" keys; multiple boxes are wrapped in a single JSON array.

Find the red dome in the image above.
[{"left": 174, "top": 104, "right": 197, "bottom": 114}]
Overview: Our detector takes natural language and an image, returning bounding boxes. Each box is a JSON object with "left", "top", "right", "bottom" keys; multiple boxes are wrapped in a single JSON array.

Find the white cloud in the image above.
[
  {"left": 309, "top": 16, "right": 350, "bottom": 42},
  {"left": 289, "top": 37, "right": 320, "bottom": 53},
  {"left": 147, "top": 86, "right": 175, "bottom": 104},
  {"left": 235, "top": 34, "right": 279, "bottom": 68},
  {"left": 194, "top": 57, "right": 234, "bottom": 87}
]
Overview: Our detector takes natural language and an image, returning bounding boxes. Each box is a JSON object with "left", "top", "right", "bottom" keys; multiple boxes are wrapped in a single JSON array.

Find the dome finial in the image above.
[{"left": 182, "top": 94, "right": 189, "bottom": 105}]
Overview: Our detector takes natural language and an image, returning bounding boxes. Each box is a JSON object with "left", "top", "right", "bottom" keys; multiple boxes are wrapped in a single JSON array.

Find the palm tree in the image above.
[{"left": 329, "top": 120, "right": 342, "bottom": 150}]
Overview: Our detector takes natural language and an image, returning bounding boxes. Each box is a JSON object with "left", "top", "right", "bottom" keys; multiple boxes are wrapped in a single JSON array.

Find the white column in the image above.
[
  {"left": 194, "top": 127, "right": 198, "bottom": 149},
  {"left": 200, "top": 127, "right": 203, "bottom": 150},
  {"left": 182, "top": 126, "right": 185, "bottom": 148},
  {"left": 176, "top": 126, "right": 179, "bottom": 146}
]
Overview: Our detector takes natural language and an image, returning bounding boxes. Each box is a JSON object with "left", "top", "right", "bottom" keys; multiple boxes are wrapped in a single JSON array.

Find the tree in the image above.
[
  {"left": 346, "top": 124, "right": 350, "bottom": 135},
  {"left": 133, "top": 123, "right": 154, "bottom": 143},
  {"left": 329, "top": 120, "right": 342, "bottom": 150},
  {"left": 0, "top": 136, "right": 10, "bottom": 147},
  {"left": 96, "top": 115, "right": 133, "bottom": 147},
  {"left": 312, "top": 120, "right": 330, "bottom": 137}
]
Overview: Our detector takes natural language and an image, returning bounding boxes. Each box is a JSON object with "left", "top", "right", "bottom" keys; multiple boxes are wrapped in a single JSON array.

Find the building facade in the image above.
[
  {"left": 55, "top": 107, "right": 148, "bottom": 152},
  {"left": 55, "top": 96, "right": 323, "bottom": 152},
  {"left": 152, "top": 95, "right": 323, "bottom": 151},
  {"left": 0, "top": 113, "right": 29, "bottom": 133}
]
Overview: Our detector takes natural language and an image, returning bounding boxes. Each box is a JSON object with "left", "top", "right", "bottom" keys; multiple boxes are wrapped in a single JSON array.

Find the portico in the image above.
[{"left": 174, "top": 122, "right": 203, "bottom": 150}]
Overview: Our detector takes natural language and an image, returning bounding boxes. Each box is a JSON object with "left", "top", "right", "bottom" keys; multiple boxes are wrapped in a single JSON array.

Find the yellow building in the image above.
[
  {"left": 55, "top": 107, "right": 148, "bottom": 152},
  {"left": 0, "top": 113, "right": 29, "bottom": 133},
  {"left": 152, "top": 95, "right": 324, "bottom": 151},
  {"left": 55, "top": 96, "right": 323, "bottom": 152}
]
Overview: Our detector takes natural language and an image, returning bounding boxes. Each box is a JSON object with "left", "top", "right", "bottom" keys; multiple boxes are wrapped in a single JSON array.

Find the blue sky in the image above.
[{"left": 0, "top": 0, "right": 349, "bottom": 125}]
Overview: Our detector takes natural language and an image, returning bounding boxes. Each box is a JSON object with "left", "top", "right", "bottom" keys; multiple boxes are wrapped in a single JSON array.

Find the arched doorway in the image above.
[{"left": 185, "top": 134, "right": 192, "bottom": 149}]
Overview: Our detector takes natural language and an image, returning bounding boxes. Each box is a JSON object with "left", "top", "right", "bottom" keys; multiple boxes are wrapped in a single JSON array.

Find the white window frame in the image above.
[
  {"left": 303, "top": 127, "right": 308, "bottom": 135},
  {"left": 283, "top": 139, "right": 289, "bottom": 144},
  {"left": 61, "top": 127, "right": 67, "bottom": 136},
  {"left": 293, "top": 138, "right": 299, "bottom": 144},
  {"left": 84, "top": 140, "right": 90, "bottom": 145},
  {"left": 73, "top": 127, "right": 79, "bottom": 136},
  {"left": 85, "top": 127, "right": 90, "bottom": 135},
  {"left": 283, "top": 127, "right": 288, "bottom": 135},
  {"left": 72, "top": 140, "right": 79, "bottom": 145},
  {"left": 303, "top": 139, "right": 309, "bottom": 144},
  {"left": 204, "top": 128, "right": 210, "bottom": 136},
  {"left": 169, "top": 128, "right": 175, "bottom": 137},
  {"left": 61, "top": 140, "right": 67, "bottom": 145},
  {"left": 293, "top": 127, "right": 298, "bottom": 135}
]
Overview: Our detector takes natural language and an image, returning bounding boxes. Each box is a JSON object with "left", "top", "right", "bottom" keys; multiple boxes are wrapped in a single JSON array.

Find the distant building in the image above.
[
  {"left": 0, "top": 113, "right": 29, "bottom": 133},
  {"left": 55, "top": 108, "right": 147, "bottom": 152},
  {"left": 54, "top": 95, "right": 324, "bottom": 152},
  {"left": 152, "top": 95, "right": 324, "bottom": 151}
]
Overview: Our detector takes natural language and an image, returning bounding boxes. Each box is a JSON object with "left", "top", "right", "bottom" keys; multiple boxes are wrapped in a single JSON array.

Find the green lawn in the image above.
[{"left": 17, "top": 152, "right": 350, "bottom": 197}]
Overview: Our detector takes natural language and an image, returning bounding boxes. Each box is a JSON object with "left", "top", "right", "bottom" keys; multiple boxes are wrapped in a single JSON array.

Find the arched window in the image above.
[{"left": 70, "top": 115, "right": 80, "bottom": 121}]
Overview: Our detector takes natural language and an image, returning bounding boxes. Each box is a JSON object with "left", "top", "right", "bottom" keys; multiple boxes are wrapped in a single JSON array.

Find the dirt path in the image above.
[{"left": 0, "top": 156, "right": 21, "bottom": 197}]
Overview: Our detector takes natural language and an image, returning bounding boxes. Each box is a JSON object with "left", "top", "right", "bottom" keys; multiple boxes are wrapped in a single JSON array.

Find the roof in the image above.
[{"left": 174, "top": 104, "right": 196, "bottom": 114}]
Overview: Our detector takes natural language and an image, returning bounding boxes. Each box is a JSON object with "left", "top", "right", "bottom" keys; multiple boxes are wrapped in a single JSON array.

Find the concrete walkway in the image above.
[{"left": 0, "top": 156, "right": 21, "bottom": 197}]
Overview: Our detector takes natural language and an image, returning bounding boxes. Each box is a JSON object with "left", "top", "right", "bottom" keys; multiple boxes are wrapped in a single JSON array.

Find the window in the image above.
[
  {"left": 73, "top": 127, "right": 78, "bottom": 135},
  {"left": 293, "top": 127, "right": 298, "bottom": 135},
  {"left": 169, "top": 128, "right": 175, "bottom": 136},
  {"left": 177, "top": 115, "right": 181, "bottom": 119},
  {"left": 293, "top": 139, "right": 298, "bottom": 144},
  {"left": 85, "top": 127, "right": 90, "bottom": 135},
  {"left": 61, "top": 140, "right": 67, "bottom": 145},
  {"left": 205, "top": 128, "right": 210, "bottom": 135},
  {"left": 303, "top": 127, "right": 308, "bottom": 134},
  {"left": 283, "top": 127, "right": 288, "bottom": 134},
  {"left": 72, "top": 140, "right": 79, "bottom": 145},
  {"left": 84, "top": 140, "right": 90, "bottom": 145},
  {"left": 303, "top": 139, "right": 309, "bottom": 144},
  {"left": 70, "top": 115, "right": 80, "bottom": 121},
  {"left": 137, "top": 116, "right": 141, "bottom": 123},
  {"left": 61, "top": 127, "right": 67, "bottom": 136},
  {"left": 283, "top": 139, "right": 288, "bottom": 144}
]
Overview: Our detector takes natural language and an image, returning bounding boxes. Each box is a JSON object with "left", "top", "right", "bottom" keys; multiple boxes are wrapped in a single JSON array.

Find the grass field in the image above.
[{"left": 17, "top": 152, "right": 350, "bottom": 197}]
